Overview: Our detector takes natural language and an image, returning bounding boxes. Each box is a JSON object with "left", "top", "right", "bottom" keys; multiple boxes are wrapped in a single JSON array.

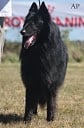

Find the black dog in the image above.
[{"left": 20, "top": 2, "right": 68, "bottom": 122}]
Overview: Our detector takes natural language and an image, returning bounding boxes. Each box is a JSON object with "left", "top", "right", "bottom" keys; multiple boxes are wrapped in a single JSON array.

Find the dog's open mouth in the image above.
[{"left": 24, "top": 34, "right": 37, "bottom": 49}]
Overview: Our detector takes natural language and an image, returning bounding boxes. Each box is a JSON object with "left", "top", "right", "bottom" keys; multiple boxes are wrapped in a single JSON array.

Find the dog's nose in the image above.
[{"left": 20, "top": 29, "right": 26, "bottom": 35}]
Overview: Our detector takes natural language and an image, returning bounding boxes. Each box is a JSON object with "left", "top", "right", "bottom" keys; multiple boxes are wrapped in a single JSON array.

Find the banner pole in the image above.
[{"left": 0, "top": 17, "right": 4, "bottom": 63}]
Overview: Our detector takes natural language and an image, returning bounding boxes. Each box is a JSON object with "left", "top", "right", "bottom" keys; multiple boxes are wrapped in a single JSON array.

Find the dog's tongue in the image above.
[{"left": 24, "top": 35, "right": 36, "bottom": 49}]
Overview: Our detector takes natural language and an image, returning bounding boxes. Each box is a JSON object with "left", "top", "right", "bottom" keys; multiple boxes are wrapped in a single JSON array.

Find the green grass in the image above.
[{"left": 0, "top": 62, "right": 84, "bottom": 128}]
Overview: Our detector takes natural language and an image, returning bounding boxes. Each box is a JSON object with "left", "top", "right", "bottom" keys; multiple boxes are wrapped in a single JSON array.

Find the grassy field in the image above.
[{"left": 0, "top": 62, "right": 84, "bottom": 128}]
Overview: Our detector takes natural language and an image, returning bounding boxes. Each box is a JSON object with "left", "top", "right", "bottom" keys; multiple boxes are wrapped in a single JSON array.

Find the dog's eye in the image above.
[{"left": 36, "top": 20, "right": 44, "bottom": 27}]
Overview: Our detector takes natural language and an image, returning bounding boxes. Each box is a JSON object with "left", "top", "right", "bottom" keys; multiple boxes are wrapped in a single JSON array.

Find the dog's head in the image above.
[{"left": 20, "top": 2, "right": 51, "bottom": 49}]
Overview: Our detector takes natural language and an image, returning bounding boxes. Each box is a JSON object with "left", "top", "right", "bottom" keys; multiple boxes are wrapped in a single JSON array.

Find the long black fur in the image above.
[{"left": 20, "top": 2, "right": 68, "bottom": 122}]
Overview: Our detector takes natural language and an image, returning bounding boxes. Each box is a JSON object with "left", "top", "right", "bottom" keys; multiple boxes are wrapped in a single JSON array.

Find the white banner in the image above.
[
  {"left": 3, "top": 0, "right": 84, "bottom": 41},
  {"left": 0, "top": 0, "right": 12, "bottom": 17},
  {"left": 4, "top": 1, "right": 84, "bottom": 28},
  {"left": 12, "top": 1, "right": 84, "bottom": 17}
]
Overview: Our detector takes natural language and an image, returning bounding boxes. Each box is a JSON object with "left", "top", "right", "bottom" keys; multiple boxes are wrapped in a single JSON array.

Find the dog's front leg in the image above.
[
  {"left": 24, "top": 88, "right": 33, "bottom": 122},
  {"left": 47, "top": 90, "right": 56, "bottom": 121}
]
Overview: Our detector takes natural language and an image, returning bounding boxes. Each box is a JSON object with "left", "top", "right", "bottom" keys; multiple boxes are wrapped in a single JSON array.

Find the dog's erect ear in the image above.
[
  {"left": 29, "top": 2, "right": 38, "bottom": 13},
  {"left": 39, "top": 2, "right": 50, "bottom": 22}
]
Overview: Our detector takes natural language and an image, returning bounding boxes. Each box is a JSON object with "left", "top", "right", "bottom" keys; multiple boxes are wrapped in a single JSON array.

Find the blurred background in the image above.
[{"left": 0, "top": 0, "right": 84, "bottom": 63}]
